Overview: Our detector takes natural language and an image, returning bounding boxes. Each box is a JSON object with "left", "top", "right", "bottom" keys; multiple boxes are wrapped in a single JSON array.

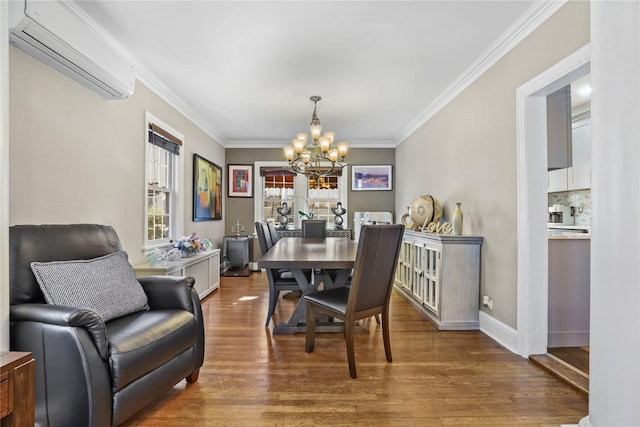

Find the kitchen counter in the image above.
[
  {"left": 549, "top": 234, "right": 590, "bottom": 240},
  {"left": 548, "top": 224, "right": 590, "bottom": 239}
]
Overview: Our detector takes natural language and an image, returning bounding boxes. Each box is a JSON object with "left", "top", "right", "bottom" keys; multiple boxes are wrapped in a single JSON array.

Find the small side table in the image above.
[{"left": 1, "top": 351, "right": 35, "bottom": 427}]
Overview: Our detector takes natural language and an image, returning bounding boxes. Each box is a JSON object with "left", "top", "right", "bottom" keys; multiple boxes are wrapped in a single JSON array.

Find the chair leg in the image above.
[
  {"left": 345, "top": 318, "right": 357, "bottom": 378},
  {"left": 374, "top": 314, "right": 381, "bottom": 324},
  {"left": 382, "top": 310, "right": 392, "bottom": 363},
  {"left": 305, "top": 302, "right": 316, "bottom": 353}
]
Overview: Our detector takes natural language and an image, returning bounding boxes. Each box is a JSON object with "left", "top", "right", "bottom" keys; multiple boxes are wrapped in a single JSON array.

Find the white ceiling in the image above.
[{"left": 75, "top": 0, "right": 538, "bottom": 147}]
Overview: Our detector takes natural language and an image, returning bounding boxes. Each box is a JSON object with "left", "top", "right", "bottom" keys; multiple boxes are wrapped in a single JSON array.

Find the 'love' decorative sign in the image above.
[{"left": 420, "top": 220, "right": 453, "bottom": 235}]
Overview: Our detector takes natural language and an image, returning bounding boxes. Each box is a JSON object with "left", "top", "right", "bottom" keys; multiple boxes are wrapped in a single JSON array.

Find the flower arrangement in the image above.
[{"left": 173, "top": 232, "right": 203, "bottom": 255}]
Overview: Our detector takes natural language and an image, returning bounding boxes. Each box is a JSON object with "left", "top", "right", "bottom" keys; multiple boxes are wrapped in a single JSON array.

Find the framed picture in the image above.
[
  {"left": 351, "top": 165, "right": 393, "bottom": 191},
  {"left": 193, "top": 154, "right": 222, "bottom": 221},
  {"left": 227, "top": 164, "right": 253, "bottom": 198}
]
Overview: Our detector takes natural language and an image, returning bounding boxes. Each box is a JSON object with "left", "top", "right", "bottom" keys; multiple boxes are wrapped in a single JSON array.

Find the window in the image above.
[
  {"left": 254, "top": 161, "right": 347, "bottom": 229},
  {"left": 144, "top": 112, "right": 184, "bottom": 249},
  {"left": 307, "top": 173, "right": 342, "bottom": 224}
]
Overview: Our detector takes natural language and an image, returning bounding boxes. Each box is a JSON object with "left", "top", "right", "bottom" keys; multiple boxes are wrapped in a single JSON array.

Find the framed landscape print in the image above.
[
  {"left": 228, "top": 164, "right": 253, "bottom": 198},
  {"left": 351, "top": 165, "right": 393, "bottom": 191},
  {"left": 193, "top": 154, "right": 222, "bottom": 221}
]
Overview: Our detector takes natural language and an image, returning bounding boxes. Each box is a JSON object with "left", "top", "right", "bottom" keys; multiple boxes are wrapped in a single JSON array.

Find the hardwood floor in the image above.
[
  {"left": 121, "top": 272, "right": 587, "bottom": 426},
  {"left": 548, "top": 347, "right": 590, "bottom": 375}
]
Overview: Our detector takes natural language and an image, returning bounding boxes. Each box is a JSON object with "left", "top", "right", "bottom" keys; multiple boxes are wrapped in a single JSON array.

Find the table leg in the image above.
[{"left": 272, "top": 268, "right": 351, "bottom": 335}]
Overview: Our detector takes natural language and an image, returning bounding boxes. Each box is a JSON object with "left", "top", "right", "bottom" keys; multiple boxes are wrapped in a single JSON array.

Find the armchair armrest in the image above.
[
  {"left": 137, "top": 275, "right": 196, "bottom": 312},
  {"left": 11, "top": 304, "right": 108, "bottom": 360}
]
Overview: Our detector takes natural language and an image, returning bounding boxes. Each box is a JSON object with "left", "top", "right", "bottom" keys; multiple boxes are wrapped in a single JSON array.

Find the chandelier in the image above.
[{"left": 283, "top": 96, "right": 349, "bottom": 178}]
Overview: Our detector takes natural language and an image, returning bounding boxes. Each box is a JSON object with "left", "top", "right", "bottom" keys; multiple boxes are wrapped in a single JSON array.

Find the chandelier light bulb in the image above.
[
  {"left": 337, "top": 142, "right": 348, "bottom": 158},
  {"left": 324, "top": 131, "right": 335, "bottom": 143},
  {"left": 283, "top": 146, "right": 295, "bottom": 161},
  {"left": 293, "top": 138, "right": 305, "bottom": 154},
  {"left": 328, "top": 150, "right": 339, "bottom": 162},
  {"left": 310, "top": 124, "right": 322, "bottom": 141},
  {"left": 319, "top": 136, "right": 331, "bottom": 153}
]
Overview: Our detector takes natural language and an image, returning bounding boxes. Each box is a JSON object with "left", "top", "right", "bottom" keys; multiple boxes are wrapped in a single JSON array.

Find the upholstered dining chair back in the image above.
[
  {"left": 255, "top": 221, "right": 301, "bottom": 326},
  {"left": 304, "top": 224, "right": 405, "bottom": 378},
  {"left": 302, "top": 219, "right": 326, "bottom": 238},
  {"left": 255, "top": 221, "right": 274, "bottom": 255},
  {"left": 266, "top": 219, "right": 280, "bottom": 245},
  {"left": 349, "top": 224, "right": 405, "bottom": 313}
]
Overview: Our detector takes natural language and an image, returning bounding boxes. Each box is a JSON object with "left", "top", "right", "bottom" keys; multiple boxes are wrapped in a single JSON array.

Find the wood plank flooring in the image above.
[
  {"left": 548, "top": 347, "right": 590, "bottom": 375},
  {"left": 121, "top": 272, "right": 587, "bottom": 426}
]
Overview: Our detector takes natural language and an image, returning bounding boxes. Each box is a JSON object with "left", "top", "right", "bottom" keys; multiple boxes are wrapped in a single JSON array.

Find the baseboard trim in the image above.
[
  {"left": 548, "top": 331, "right": 590, "bottom": 348},
  {"left": 479, "top": 311, "right": 519, "bottom": 355}
]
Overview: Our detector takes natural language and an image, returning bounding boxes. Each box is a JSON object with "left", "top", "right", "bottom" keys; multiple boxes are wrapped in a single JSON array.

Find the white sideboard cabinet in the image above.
[
  {"left": 394, "top": 231, "right": 483, "bottom": 330},
  {"left": 134, "top": 249, "right": 221, "bottom": 300}
]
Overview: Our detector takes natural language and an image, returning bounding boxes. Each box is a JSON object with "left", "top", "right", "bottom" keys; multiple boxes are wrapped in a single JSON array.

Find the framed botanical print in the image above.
[
  {"left": 193, "top": 154, "right": 222, "bottom": 221},
  {"left": 228, "top": 164, "right": 253, "bottom": 198}
]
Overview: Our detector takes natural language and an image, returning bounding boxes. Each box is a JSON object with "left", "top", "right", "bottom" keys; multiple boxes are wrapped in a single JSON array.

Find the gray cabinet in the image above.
[
  {"left": 548, "top": 113, "right": 591, "bottom": 193},
  {"left": 547, "top": 85, "right": 573, "bottom": 170},
  {"left": 394, "top": 231, "right": 483, "bottom": 330},
  {"left": 134, "top": 249, "right": 220, "bottom": 300}
]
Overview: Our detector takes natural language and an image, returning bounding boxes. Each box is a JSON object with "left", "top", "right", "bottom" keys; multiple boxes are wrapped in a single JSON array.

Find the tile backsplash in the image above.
[{"left": 548, "top": 189, "right": 591, "bottom": 226}]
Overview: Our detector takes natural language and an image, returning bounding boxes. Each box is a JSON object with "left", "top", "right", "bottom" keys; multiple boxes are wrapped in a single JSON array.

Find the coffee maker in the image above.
[{"left": 548, "top": 204, "right": 574, "bottom": 226}]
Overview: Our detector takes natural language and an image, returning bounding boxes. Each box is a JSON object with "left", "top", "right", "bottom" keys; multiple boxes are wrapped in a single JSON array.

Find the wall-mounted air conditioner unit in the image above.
[{"left": 8, "top": 0, "right": 135, "bottom": 99}]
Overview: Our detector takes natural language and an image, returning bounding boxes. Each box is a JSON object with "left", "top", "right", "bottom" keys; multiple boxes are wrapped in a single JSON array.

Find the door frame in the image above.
[{"left": 515, "top": 44, "right": 591, "bottom": 357}]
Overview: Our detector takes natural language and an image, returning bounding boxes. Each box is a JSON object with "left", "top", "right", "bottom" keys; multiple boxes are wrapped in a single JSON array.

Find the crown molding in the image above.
[
  {"left": 224, "top": 139, "right": 395, "bottom": 149},
  {"left": 393, "top": 0, "right": 569, "bottom": 147},
  {"left": 64, "top": 1, "right": 228, "bottom": 146}
]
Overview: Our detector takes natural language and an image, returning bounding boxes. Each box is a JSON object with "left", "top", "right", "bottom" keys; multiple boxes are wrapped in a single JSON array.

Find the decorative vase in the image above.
[{"left": 452, "top": 202, "right": 463, "bottom": 236}]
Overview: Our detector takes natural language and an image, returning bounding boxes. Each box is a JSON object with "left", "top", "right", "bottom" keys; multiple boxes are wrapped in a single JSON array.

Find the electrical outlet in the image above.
[{"left": 482, "top": 295, "right": 493, "bottom": 309}]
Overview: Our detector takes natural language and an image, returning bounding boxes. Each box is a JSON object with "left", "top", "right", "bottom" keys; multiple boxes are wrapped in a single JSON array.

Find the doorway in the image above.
[{"left": 515, "top": 44, "right": 590, "bottom": 362}]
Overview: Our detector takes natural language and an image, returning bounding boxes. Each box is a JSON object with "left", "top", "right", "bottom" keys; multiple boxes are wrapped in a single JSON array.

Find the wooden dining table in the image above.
[{"left": 258, "top": 237, "right": 358, "bottom": 334}]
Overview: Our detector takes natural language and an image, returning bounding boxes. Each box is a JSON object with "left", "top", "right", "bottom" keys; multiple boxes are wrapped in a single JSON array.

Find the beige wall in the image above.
[
  {"left": 9, "top": 47, "right": 226, "bottom": 266},
  {"left": 226, "top": 147, "right": 395, "bottom": 234},
  {"left": 395, "top": 1, "right": 590, "bottom": 328}
]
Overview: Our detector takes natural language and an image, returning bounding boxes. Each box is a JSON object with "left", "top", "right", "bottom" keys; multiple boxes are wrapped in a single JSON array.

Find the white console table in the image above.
[
  {"left": 394, "top": 231, "right": 483, "bottom": 330},
  {"left": 134, "top": 249, "right": 220, "bottom": 300}
]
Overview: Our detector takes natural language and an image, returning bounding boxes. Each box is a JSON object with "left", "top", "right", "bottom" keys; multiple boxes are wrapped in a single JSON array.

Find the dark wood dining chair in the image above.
[
  {"left": 266, "top": 218, "right": 280, "bottom": 245},
  {"left": 255, "top": 221, "right": 307, "bottom": 327},
  {"left": 302, "top": 219, "right": 326, "bottom": 238},
  {"left": 304, "top": 224, "right": 404, "bottom": 378}
]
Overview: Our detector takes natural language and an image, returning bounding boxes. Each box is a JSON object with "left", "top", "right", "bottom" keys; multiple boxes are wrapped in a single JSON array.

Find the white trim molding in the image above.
[
  {"left": 394, "top": 0, "right": 569, "bottom": 146},
  {"left": 479, "top": 311, "right": 518, "bottom": 355},
  {"left": 225, "top": 139, "right": 395, "bottom": 149},
  {"left": 515, "top": 44, "right": 590, "bottom": 358}
]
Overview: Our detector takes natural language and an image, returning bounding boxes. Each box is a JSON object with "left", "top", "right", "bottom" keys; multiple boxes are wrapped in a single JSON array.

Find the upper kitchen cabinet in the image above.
[
  {"left": 567, "top": 113, "right": 591, "bottom": 191},
  {"left": 548, "top": 112, "right": 591, "bottom": 193},
  {"left": 547, "top": 85, "right": 572, "bottom": 171}
]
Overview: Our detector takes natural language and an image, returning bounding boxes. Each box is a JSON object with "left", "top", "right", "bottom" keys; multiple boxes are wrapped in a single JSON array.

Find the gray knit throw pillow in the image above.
[{"left": 31, "top": 251, "right": 149, "bottom": 322}]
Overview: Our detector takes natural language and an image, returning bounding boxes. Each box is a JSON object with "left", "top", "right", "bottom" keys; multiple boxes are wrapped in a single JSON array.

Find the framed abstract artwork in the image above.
[
  {"left": 227, "top": 164, "right": 253, "bottom": 198},
  {"left": 193, "top": 154, "right": 222, "bottom": 221},
  {"left": 351, "top": 165, "right": 393, "bottom": 191}
]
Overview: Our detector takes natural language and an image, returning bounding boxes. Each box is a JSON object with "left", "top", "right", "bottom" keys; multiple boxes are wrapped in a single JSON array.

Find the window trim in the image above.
[
  {"left": 143, "top": 111, "right": 185, "bottom": 251},
  {"left": 254, "top": 161, "right": 348, "bottom": 229}
]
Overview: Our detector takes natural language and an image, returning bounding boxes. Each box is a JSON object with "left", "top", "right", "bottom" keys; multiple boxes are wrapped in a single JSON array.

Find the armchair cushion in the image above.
[{"left": 30, "top": 251, "right": 149, "bottom": 322}]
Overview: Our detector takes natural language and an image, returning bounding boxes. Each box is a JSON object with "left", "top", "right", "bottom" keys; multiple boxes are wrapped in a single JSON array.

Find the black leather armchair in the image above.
[{"left": 9, "top": 224, "right": 205, "bottom": 427}]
